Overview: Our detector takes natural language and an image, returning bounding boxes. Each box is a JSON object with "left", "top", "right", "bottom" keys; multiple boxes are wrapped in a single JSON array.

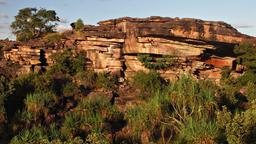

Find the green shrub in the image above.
[
  {"left": 61, "top": 95, "right": 116, "bottom": 138},
  {"left": 132, "top": 71, "right": 165, "bottom": 99},
  {"left": 137, "top": 54, "right": 178, "bottom": 70},
  {"left": 177, "top": 118, "right": 219, "bottom": 144},
  {"left": 49, "top": 49, "right": 86, "bottom": 76},
  {"left": 43, "top": 33, "right": 64, "bottom": 43},
  {"left": 245, "top": 82, "right": 256, "bottom": 102},
  {"left": 235, "top": 70, "right": 256, "bottom": 86},
  {"left": 217, "top": 104, "right": 256, "bottom": 144},
  {"left": 126, "top": 96, "right": 161, "bottom": 140},
  {"left": 234, "top": 41, "right": 256, "bottom": 71},
  {"left": 95, "top": 72, "right": 117, "bottom": 90},
  {"left": 62, "top": 82, "right": 80, "bottom": 97},
  {"left": 75, "top": 71, "right": 97, "bottom": 89},
  {"left": 10, "top": 126, "right": 49, "bottom": 144},
  {"left": 25, "top": 91, "right": 57, "bottom": 119},
  {"left": 86, "top": 132, "right": 110, "bottom": 144},
  {"left": 74, "top": 19, "right": 84, "bottom": 31}
]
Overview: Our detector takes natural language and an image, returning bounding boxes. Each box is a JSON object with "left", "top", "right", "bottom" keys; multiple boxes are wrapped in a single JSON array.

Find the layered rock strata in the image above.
[{"left": 2, "top": 16, "right": 255, "bottom": 82}]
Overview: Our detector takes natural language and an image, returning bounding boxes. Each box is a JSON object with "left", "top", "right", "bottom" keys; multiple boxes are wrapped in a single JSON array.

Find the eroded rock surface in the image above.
[{"left": 1, "top": 16, "right": 255, "bottom": 82}]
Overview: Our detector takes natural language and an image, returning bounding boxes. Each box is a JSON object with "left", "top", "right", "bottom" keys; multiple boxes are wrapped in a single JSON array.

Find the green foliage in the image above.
[
  {"left": 245, "top": 82, "right": 256, "bottom": 102},
  {"left": 221, "top": 66, "right": 232, "bottom": 80},
  {"left": 49, "top": 49, "right": 86, "bottom": 75},
  {"left": 62, "top": 82, "right": 80, "bottom": 97},
  {"left": 132, "top": 71, "right": 165, "bottom": 98},
  {"left": 61, "top": 95, "right": 116, "bottom": 138},
  {"left": 217, "top": 104, "right": 256, "bottom": 144},
  {"left": 95, "top": 72, "right": 117, "bottom": 90},
  {"left": 74, "top": 19, "right": 84, "bottom": 31},
  {"left": 43, "top": 33, "right": 64, "bottom": 43},
  {"left": 75, "top": 71, "right": 97, "bottom": 89},
  {"left": 10, "top": 126, "right": 49, "bottom": 144},
  {"left": 234, "top": 41, "right": 256, "bottom": 71},
  {"left": 138, "top": 54, "right": 178, "bottom": 70},
  {"left": 25, "top": 91, "right": 57, "bottom": 119},
  {"left": 177, "top": 118, "right": 219, "bottom": 144},
  {"left": 126, "top": 96, "right": 161, "bottom": 139},
  {"left": 236, "top": 70, "right": 256, "bottom": 86},
  {"left": 86, "top": 132, "right": 110, "bottom": 144},
  {"left": 11, "top": 7, "right": 59, "bottom": 41}
]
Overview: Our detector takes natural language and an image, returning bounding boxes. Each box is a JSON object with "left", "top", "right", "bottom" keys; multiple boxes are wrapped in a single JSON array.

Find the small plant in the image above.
[
  {"left": 74, "top": 19, "right": 84, "bottom": 31},
  {"left": 217, "top": 104, "right": 256, "bottom": 144},
  {"left": 132, "top": 71, "right": 165, "bottom": 99},
  {"left": 95, "top": 72, "right": 117, "bottom": 90},
  {"left": 10, "top": 126, "right": 49, "bottom": 144},
  {"left": 43, "top": 33, "right": 64, "bottom": 43},
  {"left": 25, "top": 91, "right": 57, "bottom": 120},
  {"left": 49, "top": 48, "right": 87, "bottom": 76},
  {"left": 177, "top": 118, "right": 219, "bottom": 144},
  {"left": 62, "top": 82, "right": 80, "bottom": 97},
  {"left": 138, "top": 54, "right": 178, "bottom": 70},
  {"left": 75, "top": 71, "right": 97, "bottom": 89}
]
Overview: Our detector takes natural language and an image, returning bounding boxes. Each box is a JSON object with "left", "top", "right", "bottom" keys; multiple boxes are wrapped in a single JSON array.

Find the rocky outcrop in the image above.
[{"left": 2, "top": 16, "right": 255, "bottom": 82}]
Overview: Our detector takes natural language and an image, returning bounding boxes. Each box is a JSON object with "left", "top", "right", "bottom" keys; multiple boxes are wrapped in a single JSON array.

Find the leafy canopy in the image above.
[{"left": 11, "top": 7, "right": 59, "bottom": 41}]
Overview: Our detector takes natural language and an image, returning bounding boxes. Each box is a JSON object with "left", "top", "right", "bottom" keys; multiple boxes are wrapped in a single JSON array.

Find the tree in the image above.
[
  {"left": 234, "top": 41, "right": 256, "bottom": 72},
  {"left": 11, "top": 8, "right": 59, "bottom": 41},
  {"left": 74, "top": 18, "right": 84, "bottom": 31}
]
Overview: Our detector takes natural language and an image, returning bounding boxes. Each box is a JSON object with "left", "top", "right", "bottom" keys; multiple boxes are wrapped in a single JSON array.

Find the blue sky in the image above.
[{"left": 0, "top": 0, "right": 255, "bottom": 40}]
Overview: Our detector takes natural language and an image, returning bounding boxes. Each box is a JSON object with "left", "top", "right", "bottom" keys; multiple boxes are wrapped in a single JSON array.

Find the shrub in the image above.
[
  {"left": 132, "top": 71, "right": 165, "bottom": 99},
  {"left": 177, "top": 118, "right": 219, "bottom": 144},
  {"left": 49, "top": 49, "right": 86, "bottom": 76},
  {"left": 234, "top": 41, "right": 256, "bottom": 71},
  {"left": 43, "top": 33, "right": 64, "bottom": 43},
  {"left": 137, "top": 54, "right": 178, "bottom": 70},
  {"left": 10, "top": 126, "right": 49, "bottom": 144},
  {"left": 126, "top": 96, "right": 161, "bottom": 140},
  {"left": 95, "top": 72, "right": 117, "bottom": 90},
  {"left": 61, "top": 95, "right": 116, "bottom": 138},
  {"left": 62, "top": 82, "right": 80, "bottom": 97},
  {"left": 217, "top": 104, "right": 256, "bottom": 144},
  {"left": 25, "top": 91, "right": 57, "bottom": 119},
  {"left": 86, "top": 132, "right": 110, "bottom": 144},
  {"left": 74, "top": 19, "right": 84, "bottom": 31},
  {"left": 75, "top": 71, "right": 97, "bottom": 89},
  {"left": 245, "top": 82, "right": 256, "bottom": 102}
]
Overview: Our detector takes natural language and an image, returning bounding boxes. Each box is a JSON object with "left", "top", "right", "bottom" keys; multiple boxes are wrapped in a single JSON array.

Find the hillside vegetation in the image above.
[{"left": 0, "top": 42, "right": 255, "bottom": 144}]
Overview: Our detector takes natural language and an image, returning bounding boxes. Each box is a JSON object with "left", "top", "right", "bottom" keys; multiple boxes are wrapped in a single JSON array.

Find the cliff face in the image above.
[{"left": 1, "top": 17, "right": 255, "bottom": 82}]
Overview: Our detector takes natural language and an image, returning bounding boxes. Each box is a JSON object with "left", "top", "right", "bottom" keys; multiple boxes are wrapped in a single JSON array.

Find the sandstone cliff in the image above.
[{"left": 1, "top": 16, "right": 255, "bottom": 82}]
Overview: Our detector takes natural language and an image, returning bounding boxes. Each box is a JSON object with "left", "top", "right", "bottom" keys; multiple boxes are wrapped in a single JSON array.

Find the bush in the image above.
[
  {"left": 61, "top": 95, "right": 116, "bottom": 138},
  {"left": 49, "top": 49, "right": 86, "bottom": 76},
  {"left": 95, "top": 72, "right": 117, "bottom": 90},
  {"left": 177, "top": 118, "right": 219, "bottom": 144},
  {"left": 217, "top": 104, "right": 256, "bottom": 144},
  {"left": 25, "top": 91, "right": 57, "bottom": 119},
  {"left": 74, "top": 19, "right": 84, "bottom": 31},
  {"left": 10, "top": 126, "right": 49, "bottom": 144},
  {"left": 137, "top": 54, "right": 178, "bottom": 70},
  {"left": 43, "top": 33, "right": 64, "bottom": 43},
  {"left": 75, "top": 71, "right": 97, "bottom": 89},
  {"left": 132, "top": 71, "right": 165, "bottom": 99},
  {"left": 126, "top": 96, "right": 161, "bottom": 140},
  {"left": 62, "top": 82, "right": 80, "bottom": 97}
]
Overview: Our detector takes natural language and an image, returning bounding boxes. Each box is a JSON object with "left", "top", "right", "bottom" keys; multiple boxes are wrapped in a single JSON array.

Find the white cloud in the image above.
[{"left": 55, "top": 25, "right": 72, "bottom": 32}]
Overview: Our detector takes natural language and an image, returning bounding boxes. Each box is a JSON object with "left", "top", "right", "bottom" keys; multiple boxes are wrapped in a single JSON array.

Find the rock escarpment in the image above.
[{"left": 1, "top": 17, "right": 255, "bottom": 82}]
